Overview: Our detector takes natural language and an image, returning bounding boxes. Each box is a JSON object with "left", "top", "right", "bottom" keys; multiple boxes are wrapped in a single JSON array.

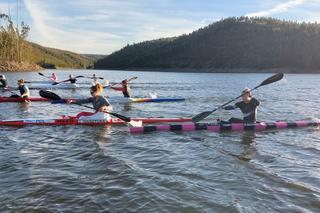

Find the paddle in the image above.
[
  {"left": 88, "top": 76, "right": 104, "bottom": 80},
  {"left": 52, "top": 75, "right": 85, "bottom": 85},
  {"left": 39, "top": 90, "right": 141, "bottom": 126},
  {"left": 191, "top": 73, "right": 284, "bottom": 123},
  {"left": 38, "top": 72, "right": 53, "bottom": 80},
  {"left": 109, "top": 76, "right": 138, "bottom": 87},
  {"left": 7, "top": 90, "right": 20, "bottom": 97}
]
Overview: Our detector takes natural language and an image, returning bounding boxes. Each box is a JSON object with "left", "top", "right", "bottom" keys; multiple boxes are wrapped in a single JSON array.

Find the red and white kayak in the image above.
[
  {"left": 0, "top": 96, "right": 185, "bottom": 103},
  {"left": 130, "top": 120, "right": 320, "bottom": 133},
  {"left": 0, "top": 116, "right": 192, "bottom": 126},
  {"left": 0, "top": 96, "right": 76, "bottom": 103}
]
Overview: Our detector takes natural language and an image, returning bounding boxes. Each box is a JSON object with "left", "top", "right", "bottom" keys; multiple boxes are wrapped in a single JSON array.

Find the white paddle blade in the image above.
[{"left": 149, "top": 92, "right": 158, "bottom": 98}]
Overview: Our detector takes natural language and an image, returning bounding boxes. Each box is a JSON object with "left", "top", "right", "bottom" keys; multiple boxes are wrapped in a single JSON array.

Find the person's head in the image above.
[
  {"left": 90, "top": 83, "right": 103, "bottom": 96},
  {"left": 69, "top": 74, "right": 73, "bottom": 78},
  {"left": 0, "top": 75, "right": 3, "bottom": 79},
  {"left": 51, "top": 73, "right": 55, "bottom": 76},
  {"left": 17, "top": 79, "right": 24, "bottom": 85},
  {"left": 122, "top": 79, "right": 128, "bottom": 85},
  {"left": 93, "top": 74, "right": 96, "bottom": 77},
  {"left": 241, "top": 88, "right": 252, "bottom": 102}
]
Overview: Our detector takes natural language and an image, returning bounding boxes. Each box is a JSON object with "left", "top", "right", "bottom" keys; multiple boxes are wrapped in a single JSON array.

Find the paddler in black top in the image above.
[
  {"left": 17, "top": 79, "right": 30, "bottom": 98},
  {"left": 68, "top": 74, "right": 77, "bottom": 84},
  {"left": 110, "top": 79, "right": 132, "bottom": 98},
  {"left": 223, "top": 88, "right": 260, "bottom": 123},
  {"left": 0, "top": 75, "right": 8, "bottom": 89}
]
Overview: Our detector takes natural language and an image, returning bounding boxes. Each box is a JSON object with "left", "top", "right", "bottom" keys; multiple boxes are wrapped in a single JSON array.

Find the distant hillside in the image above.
[
  {"left": 83, "top": 54, "right": 106, "bottom": 62},
  {"left": 23, "top": 42, "right": 94, "bottom": 69},
  {"left": 0, "top": 13, "right": 94, "bottom": 70},
  {"left": 94, "top": 17, "right": 320, "bottom": 72}
]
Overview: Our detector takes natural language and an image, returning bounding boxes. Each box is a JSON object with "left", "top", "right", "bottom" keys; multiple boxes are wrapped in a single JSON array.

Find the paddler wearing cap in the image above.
[{"left": 223, "top": 88, "right": 260, "bottom": 123}]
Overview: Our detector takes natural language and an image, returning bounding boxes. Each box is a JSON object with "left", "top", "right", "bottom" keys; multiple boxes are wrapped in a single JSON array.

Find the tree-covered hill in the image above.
[
  {"left": 94, "top": 17, "right": 320, "bottom": 72},
  {"left": 0, "top": 13, "right": 94, "bottom": 70},
  {"left": 23, "top": 42, "right": 93, "bottom": 69}
]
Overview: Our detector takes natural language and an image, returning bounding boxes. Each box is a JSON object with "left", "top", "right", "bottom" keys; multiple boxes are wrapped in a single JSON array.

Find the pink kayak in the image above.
[{"left": 130, "top": 120, "right": 320, "bottom": 133}]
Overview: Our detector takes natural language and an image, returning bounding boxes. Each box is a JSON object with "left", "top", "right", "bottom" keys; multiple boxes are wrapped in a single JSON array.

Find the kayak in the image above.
[
  {"left": 130, "top": 120, "right": 320, "bottom": 133},
  {"left": 25, "top": 80, "right": 57, "bottom": 84},
  {"left": 0, "top": 96, "right": 76, "bottom": 103},
  {"left": 107, "top": 97, "right": 185, "bottom": 103},
  {"left": 0, "top": 116, "right": 192, "bottom": 126},
  {"left": 27, "top": 83, "right": 79, "bottom": 89},
  {"left": 0, "top": 96, "right": 185, "bottom": 103}
]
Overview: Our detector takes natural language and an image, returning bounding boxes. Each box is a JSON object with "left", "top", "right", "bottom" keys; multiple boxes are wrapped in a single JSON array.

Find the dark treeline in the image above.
[{"left": 94, "top": 17, "right": 320, "bottom": 72}]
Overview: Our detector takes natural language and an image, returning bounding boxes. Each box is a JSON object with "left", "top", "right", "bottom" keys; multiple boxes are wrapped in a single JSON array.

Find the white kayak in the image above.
[{"left": 27, "top": 83, "right": 79, "bottom": 89}]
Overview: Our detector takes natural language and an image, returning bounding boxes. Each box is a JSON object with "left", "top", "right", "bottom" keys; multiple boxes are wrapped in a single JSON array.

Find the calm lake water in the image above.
[{"left": 0, "top": 69, "right": 319, "bottom": 212}]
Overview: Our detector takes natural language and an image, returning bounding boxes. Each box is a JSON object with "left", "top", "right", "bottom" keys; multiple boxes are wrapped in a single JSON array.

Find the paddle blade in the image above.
[
  {"left": 259, "top": 73, "right": 284, "bottom": 87},
  {"left": 38, "top": 72, "right": 45, "bottom": 76},
  {"left": 75, "top": 75, "right": 85, "bottom": 78},
  {"left": 39, "top": 90, "right": 62, "bottom": 100},
  {"left": 192, "top": 110, "right": 213, "bottom": 123},
  {"left": 129, "top": 76, "right": 138, "bottom": 81}
]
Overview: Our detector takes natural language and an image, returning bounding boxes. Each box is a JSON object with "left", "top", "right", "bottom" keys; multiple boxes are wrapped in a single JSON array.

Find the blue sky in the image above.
[{"left": 0, "top": 0, "right": 319, "bottom": 54}]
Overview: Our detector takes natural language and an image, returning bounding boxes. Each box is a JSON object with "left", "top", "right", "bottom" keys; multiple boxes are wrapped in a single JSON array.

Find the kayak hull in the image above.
[
  {"left": 107, "top": 97, "right": 185, "bottom": 103},
  {"left": 0, "top": 96, "right": 185, "bottom": 103},
  {"left": 0, "top": 117, "right": 192, "bottom": 126},
  {"left": 27, "top": 83, "right": 79, "bottom": 89},
  {"left": 130, "top": 121, "right": 320, "bottom": 133},
  {"left": 0, "top": 96, "right": 76, "bottom": 103},
  {"left": 128, "top": 97, "right": 185, "bottom": 102}
]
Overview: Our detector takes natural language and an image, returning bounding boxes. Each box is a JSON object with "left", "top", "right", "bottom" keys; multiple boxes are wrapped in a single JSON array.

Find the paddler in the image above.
[
  {"left": 92, "top": 74, "right": 98, "bottom": 84},
  {"left": 110, "top": 79, "right": 131, "bottom": 98},
  {"left": 67, "top": 83, "right": 113, "bottom": 121},
  {"left": 223, "top": 88, "right": 260, "bottom": 123},
  {"left": 17, "top": 79, "right": 30, "bottom": 98},
  {"left": 50, "top": 73, "right": 58, "bottom": 81},
  {"left": 0, "top": 75, "right": 8, "bottom": 89},
  {"left": 68, "top": 74, "right": 77, "bottom": 84}
]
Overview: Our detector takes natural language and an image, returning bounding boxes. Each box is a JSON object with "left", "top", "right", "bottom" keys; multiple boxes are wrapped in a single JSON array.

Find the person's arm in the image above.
[
  {"left": 71, "top": 97, "right": 93, "bottom": 104},
  {"left": 223, "top": 103, "right": 239, "bottom": 110},
  {"left": 110, "top": 86, "right": 125, "bottom": 91}
]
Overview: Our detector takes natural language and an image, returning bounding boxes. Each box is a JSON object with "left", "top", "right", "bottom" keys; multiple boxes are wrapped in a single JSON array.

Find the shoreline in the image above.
[
  {"left": 0, "top": 61, "right": 44, "bottom": 72},
  {"left": 94, "top": 67, "right": 320, "bottom": 74}
]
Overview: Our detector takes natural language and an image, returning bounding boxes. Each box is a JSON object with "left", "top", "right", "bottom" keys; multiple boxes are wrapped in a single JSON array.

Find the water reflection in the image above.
[
  {"left": 18, "top": 101, "right": 32, "bottom": 112},
  {"left": 122, "top": 102, "right": 133, "bottom": 111},
  {"left": 238, "top": 132, "right": 257, "bottom": 161}
]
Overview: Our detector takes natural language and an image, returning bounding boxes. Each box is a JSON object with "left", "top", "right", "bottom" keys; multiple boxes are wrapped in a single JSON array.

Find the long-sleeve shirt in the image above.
[
  {"left": 224, "top": 98, "right": 260, "bottom": 122},
  {"left": 75, "top": 96, "right": 111, "bottom": 112}
]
